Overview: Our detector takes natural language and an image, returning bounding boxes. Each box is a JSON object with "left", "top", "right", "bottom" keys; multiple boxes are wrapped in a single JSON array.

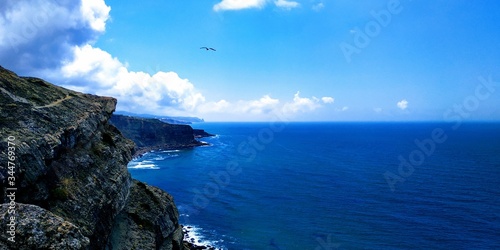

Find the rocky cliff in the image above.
[
  {"left": 110, "top": 115, "right": 210, "bottom": 157},
  {"left": 0, "top": 66, "right": 184, "bottom": 249}
]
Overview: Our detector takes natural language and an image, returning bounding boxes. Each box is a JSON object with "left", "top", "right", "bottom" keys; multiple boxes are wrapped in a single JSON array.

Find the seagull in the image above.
[{"left": 200, "top": 47, "right": 216, "bottom": 51}]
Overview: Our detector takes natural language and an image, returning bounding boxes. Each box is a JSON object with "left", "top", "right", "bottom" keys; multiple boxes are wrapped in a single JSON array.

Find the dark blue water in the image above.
[{"left": 129, "top": 122, "right": 500, "bottom": 249}]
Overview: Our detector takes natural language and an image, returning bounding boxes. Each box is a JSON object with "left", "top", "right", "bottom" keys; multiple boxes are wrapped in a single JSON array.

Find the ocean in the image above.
[{"left": 128, "top": 122, "right": 500, "bottom": 249}]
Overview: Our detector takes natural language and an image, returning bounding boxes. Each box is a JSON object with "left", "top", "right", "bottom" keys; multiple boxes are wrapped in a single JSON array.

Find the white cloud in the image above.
[
  {"left": 397, "top": 99, "right": 408, "bottom": 110},
  {"left": 198, "top": 100, "right": 231, "bottom": 113},
  {"left": 60, "top": 44, "right": 206, "bottom": 114},
  {"left": 321, "top": 96, "right": 334, "bottom": 104},
  {"left": 198, "top": 91, "right": 334, "bottom": 119},
  {"left": 198, "top": 95, "right": 279, "bottom": 116},
  {"left": 242, "top": 95, "right": 280, "bottom": 114},
  {"left": 213, "top": 0, "right": 300, "bottom": 12},
  {"left": 312, "top": 2, "right": 324, "bottom": 11},
  {"left": 374, "top": 107, "right": 383, "bottom": 113},
  {"left": 80, "top": 0, "right": 111, "bottom": 32},
  {"left": 0, "top": 0, "right": 109, "bottom": 74},
  {"left": 0, "top": 0, "right": 333, "bottom": 120},
  {"left": 274, "top": 0, "right": 300, "bottom": 10},
  {"left": 213, "top": 0, "right": 267, "bottom": 11},
  {"left": 282, "top": 91, "right": 321, "bottom": 114}
]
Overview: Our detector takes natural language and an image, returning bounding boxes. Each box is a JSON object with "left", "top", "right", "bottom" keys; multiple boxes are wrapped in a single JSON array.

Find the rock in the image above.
[
  {"left": 0, "top": 66, "right": 186, "bottom": 249},
  {"left": 106, "top": 180, "right": 183, "bottom": 250},
  {"left": 193, "top": 129, "right": 215, "bottom": 138},
  {"left": 0, "top": 203, "right": 90, "bottom": 249},
  {"left": 110, "top": 114, "right": 208, "bottom": 157}
]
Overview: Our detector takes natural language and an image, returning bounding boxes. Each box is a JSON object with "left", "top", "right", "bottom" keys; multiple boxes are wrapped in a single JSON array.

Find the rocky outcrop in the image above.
[
  {"left": 0, "top": 66, "right": 185, "bottom": 249},
  {"left": 193, "top": 129, "right": 215, "bottom": 138},
  {"left": 110, "top": 114, "right": 208, "bottom": 157},
  {"left": 0, "top": 204, "right": 90, "bottom": 249},
  {"left": 106, "top": 180, "right": 183, "bottom": 250}
]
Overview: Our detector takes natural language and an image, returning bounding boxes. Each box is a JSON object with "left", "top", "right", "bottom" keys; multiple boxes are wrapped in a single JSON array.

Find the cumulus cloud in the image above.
[
  {"left": 213, "top": 0, "right": 299, "bottom": 11},
  {"left": 80, "top": 0, "right": 111, "bottom": 32},
  {"left": 0, "top": 0, "right": 110, "bottom": 74},
  {"left": 397, "top": 99, "right": 408, "bottom": 110},
  {"left": 198, "top": 92, "right": 334, "bottom": 119},
  {"left": 274, "top": 0, "right": 300, "bottom": 10},
  {"left": 0, "top": 0, "right": 205, "bottom": 115},
  {"left": 198, "top": 95, "right": 279, "bottom": 115},
  {"left": 60, "top": 44, "right": 206, "bottom": 114},
  {"left": 0, "top": 0, "right": 333, "bottom": 120},
  {"left": 282, "top": 91, "right": 322, "bottom": 114},
  {"left": 242, "top": 95, "right": 280, "bottom": 114},
  {"left": 321, "top": 97, "right": 334, "bottom": 104},
  {"left": 213, "top": 0, "right": 267, "bottom": 11}
]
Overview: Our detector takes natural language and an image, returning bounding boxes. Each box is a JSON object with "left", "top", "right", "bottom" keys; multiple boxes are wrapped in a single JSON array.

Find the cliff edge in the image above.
[
  {"left": 0, "top": 66, "right": 184, "bottom": 249},
  {"left": 110, "top": 115, "right": 212, "bottom": 157}
]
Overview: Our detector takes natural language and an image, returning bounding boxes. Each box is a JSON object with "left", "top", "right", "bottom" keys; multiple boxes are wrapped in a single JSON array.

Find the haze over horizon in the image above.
[{"left": 1, "top": 0, "right": 499, "bottom": 122}]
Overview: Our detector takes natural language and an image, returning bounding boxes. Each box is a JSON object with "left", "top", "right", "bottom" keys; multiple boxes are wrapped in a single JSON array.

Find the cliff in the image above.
[
  {"left": 110, "top": 115, "right": 210, "bottom": 157},
  {"left": 0, "top": 66, "right": 184, "bottom": 249}
]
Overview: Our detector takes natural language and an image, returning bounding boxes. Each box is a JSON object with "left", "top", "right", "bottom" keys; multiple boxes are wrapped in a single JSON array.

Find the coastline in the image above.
[
  {"left": 182, "top": 225, "right": 221, "bottom": 250},
  {"left": 132, "top": 141, "right": 210, "bottom": 158}
]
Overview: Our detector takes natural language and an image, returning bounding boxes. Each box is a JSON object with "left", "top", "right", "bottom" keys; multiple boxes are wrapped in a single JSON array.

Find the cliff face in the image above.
[
  {"left": 0, "top": 66, "right": 184, "bottom": 249},
  {"left": 110, "top": 114, "right": 206, "bottom": 155}
]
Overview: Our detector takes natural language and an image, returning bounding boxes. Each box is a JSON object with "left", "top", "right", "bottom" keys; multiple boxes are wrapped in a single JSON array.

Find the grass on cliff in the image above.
[{"left": 52, "top": 177, "right": 75, "bottom": 200}]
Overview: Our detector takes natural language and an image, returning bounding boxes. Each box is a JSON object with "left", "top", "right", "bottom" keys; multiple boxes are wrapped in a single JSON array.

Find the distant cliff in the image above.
[
  {"left": 113, "top": 111, "right": 205, "bottom": 124},
  {"left": 110, "top": 114, "right": 212, "bottom": 157},
  {"left": 0, "top": 66, "right": 185, "bottom": 249}
]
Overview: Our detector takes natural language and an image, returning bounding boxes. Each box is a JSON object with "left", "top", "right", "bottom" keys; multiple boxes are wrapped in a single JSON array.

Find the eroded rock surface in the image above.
[{"left": 0, "top": 66, "right": 185, "bottom": 249}]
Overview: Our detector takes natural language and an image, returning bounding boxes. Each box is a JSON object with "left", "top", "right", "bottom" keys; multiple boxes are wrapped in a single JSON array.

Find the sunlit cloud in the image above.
[
  {"left": 274, "top": 0, "right": 300, "bottom": 10},
  {"left": 213, "top": 0, "right": 267, "bottom": 11},
  {"left": 61, "top": 44, "right": 206, "bottom": 115},
  {"left": 213, "top": 0, "right": 300, "bottom": 12},
  {"left": 283, "top": 91, "right": 321, "bottom": 114},
  {"left": 0, "top": 0, "right": 110, "bottom": 74},
  {"left": 0, "top": 0, "right": 336, "bottom": 120},
  {"left": 198, "top": 92, "right": 334, "bottom": 119},
  {"left": 397, "top": 99, "right": 408, "bottom": 110},
  {"left": 321, "top": 97, "right": 335, "bottom": 104}
]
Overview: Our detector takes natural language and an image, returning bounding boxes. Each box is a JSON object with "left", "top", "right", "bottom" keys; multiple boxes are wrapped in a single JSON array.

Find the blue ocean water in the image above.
[{"left": 129, "top": 122, "right": 500, "bottom": 249}]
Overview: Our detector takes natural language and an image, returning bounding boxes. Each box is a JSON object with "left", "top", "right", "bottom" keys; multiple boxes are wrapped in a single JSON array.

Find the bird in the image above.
[{"left": 200, "top": 47, "right": 216, "bottom": 51}]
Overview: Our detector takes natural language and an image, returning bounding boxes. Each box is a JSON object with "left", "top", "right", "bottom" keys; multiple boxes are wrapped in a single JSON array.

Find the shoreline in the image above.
[
  {"left": 132, "top": 141, "right": 210, "bottom": 158},
  {"left": 182, "top": 225, "right": 221, "bottom": 250}
]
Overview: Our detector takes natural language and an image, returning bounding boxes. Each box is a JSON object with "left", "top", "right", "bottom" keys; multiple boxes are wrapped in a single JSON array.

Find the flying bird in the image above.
[{"left": 200, "top": 47, "right": 216, "bottom": 51}]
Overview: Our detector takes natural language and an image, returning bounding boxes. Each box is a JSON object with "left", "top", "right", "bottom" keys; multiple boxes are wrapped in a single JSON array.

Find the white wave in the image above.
[
  {"left": 127, "top": 162, "right": 159, "bottom": 170},
  {"left": 162, "top": 149, "right": 181, "bottom": 153},
  {"left": 183, "top": 225, "right": 226, "bottom": 250}
]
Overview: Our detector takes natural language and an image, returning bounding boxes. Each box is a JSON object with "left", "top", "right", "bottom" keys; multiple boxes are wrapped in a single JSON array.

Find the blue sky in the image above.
[{"left": 1, "top": 0, "right": 499, "bottom": 121}]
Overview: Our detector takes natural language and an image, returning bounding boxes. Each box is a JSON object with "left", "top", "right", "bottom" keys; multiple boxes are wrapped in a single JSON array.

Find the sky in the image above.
[{"left": 1, "top": 0, "right": 499, "bottom": 121}]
